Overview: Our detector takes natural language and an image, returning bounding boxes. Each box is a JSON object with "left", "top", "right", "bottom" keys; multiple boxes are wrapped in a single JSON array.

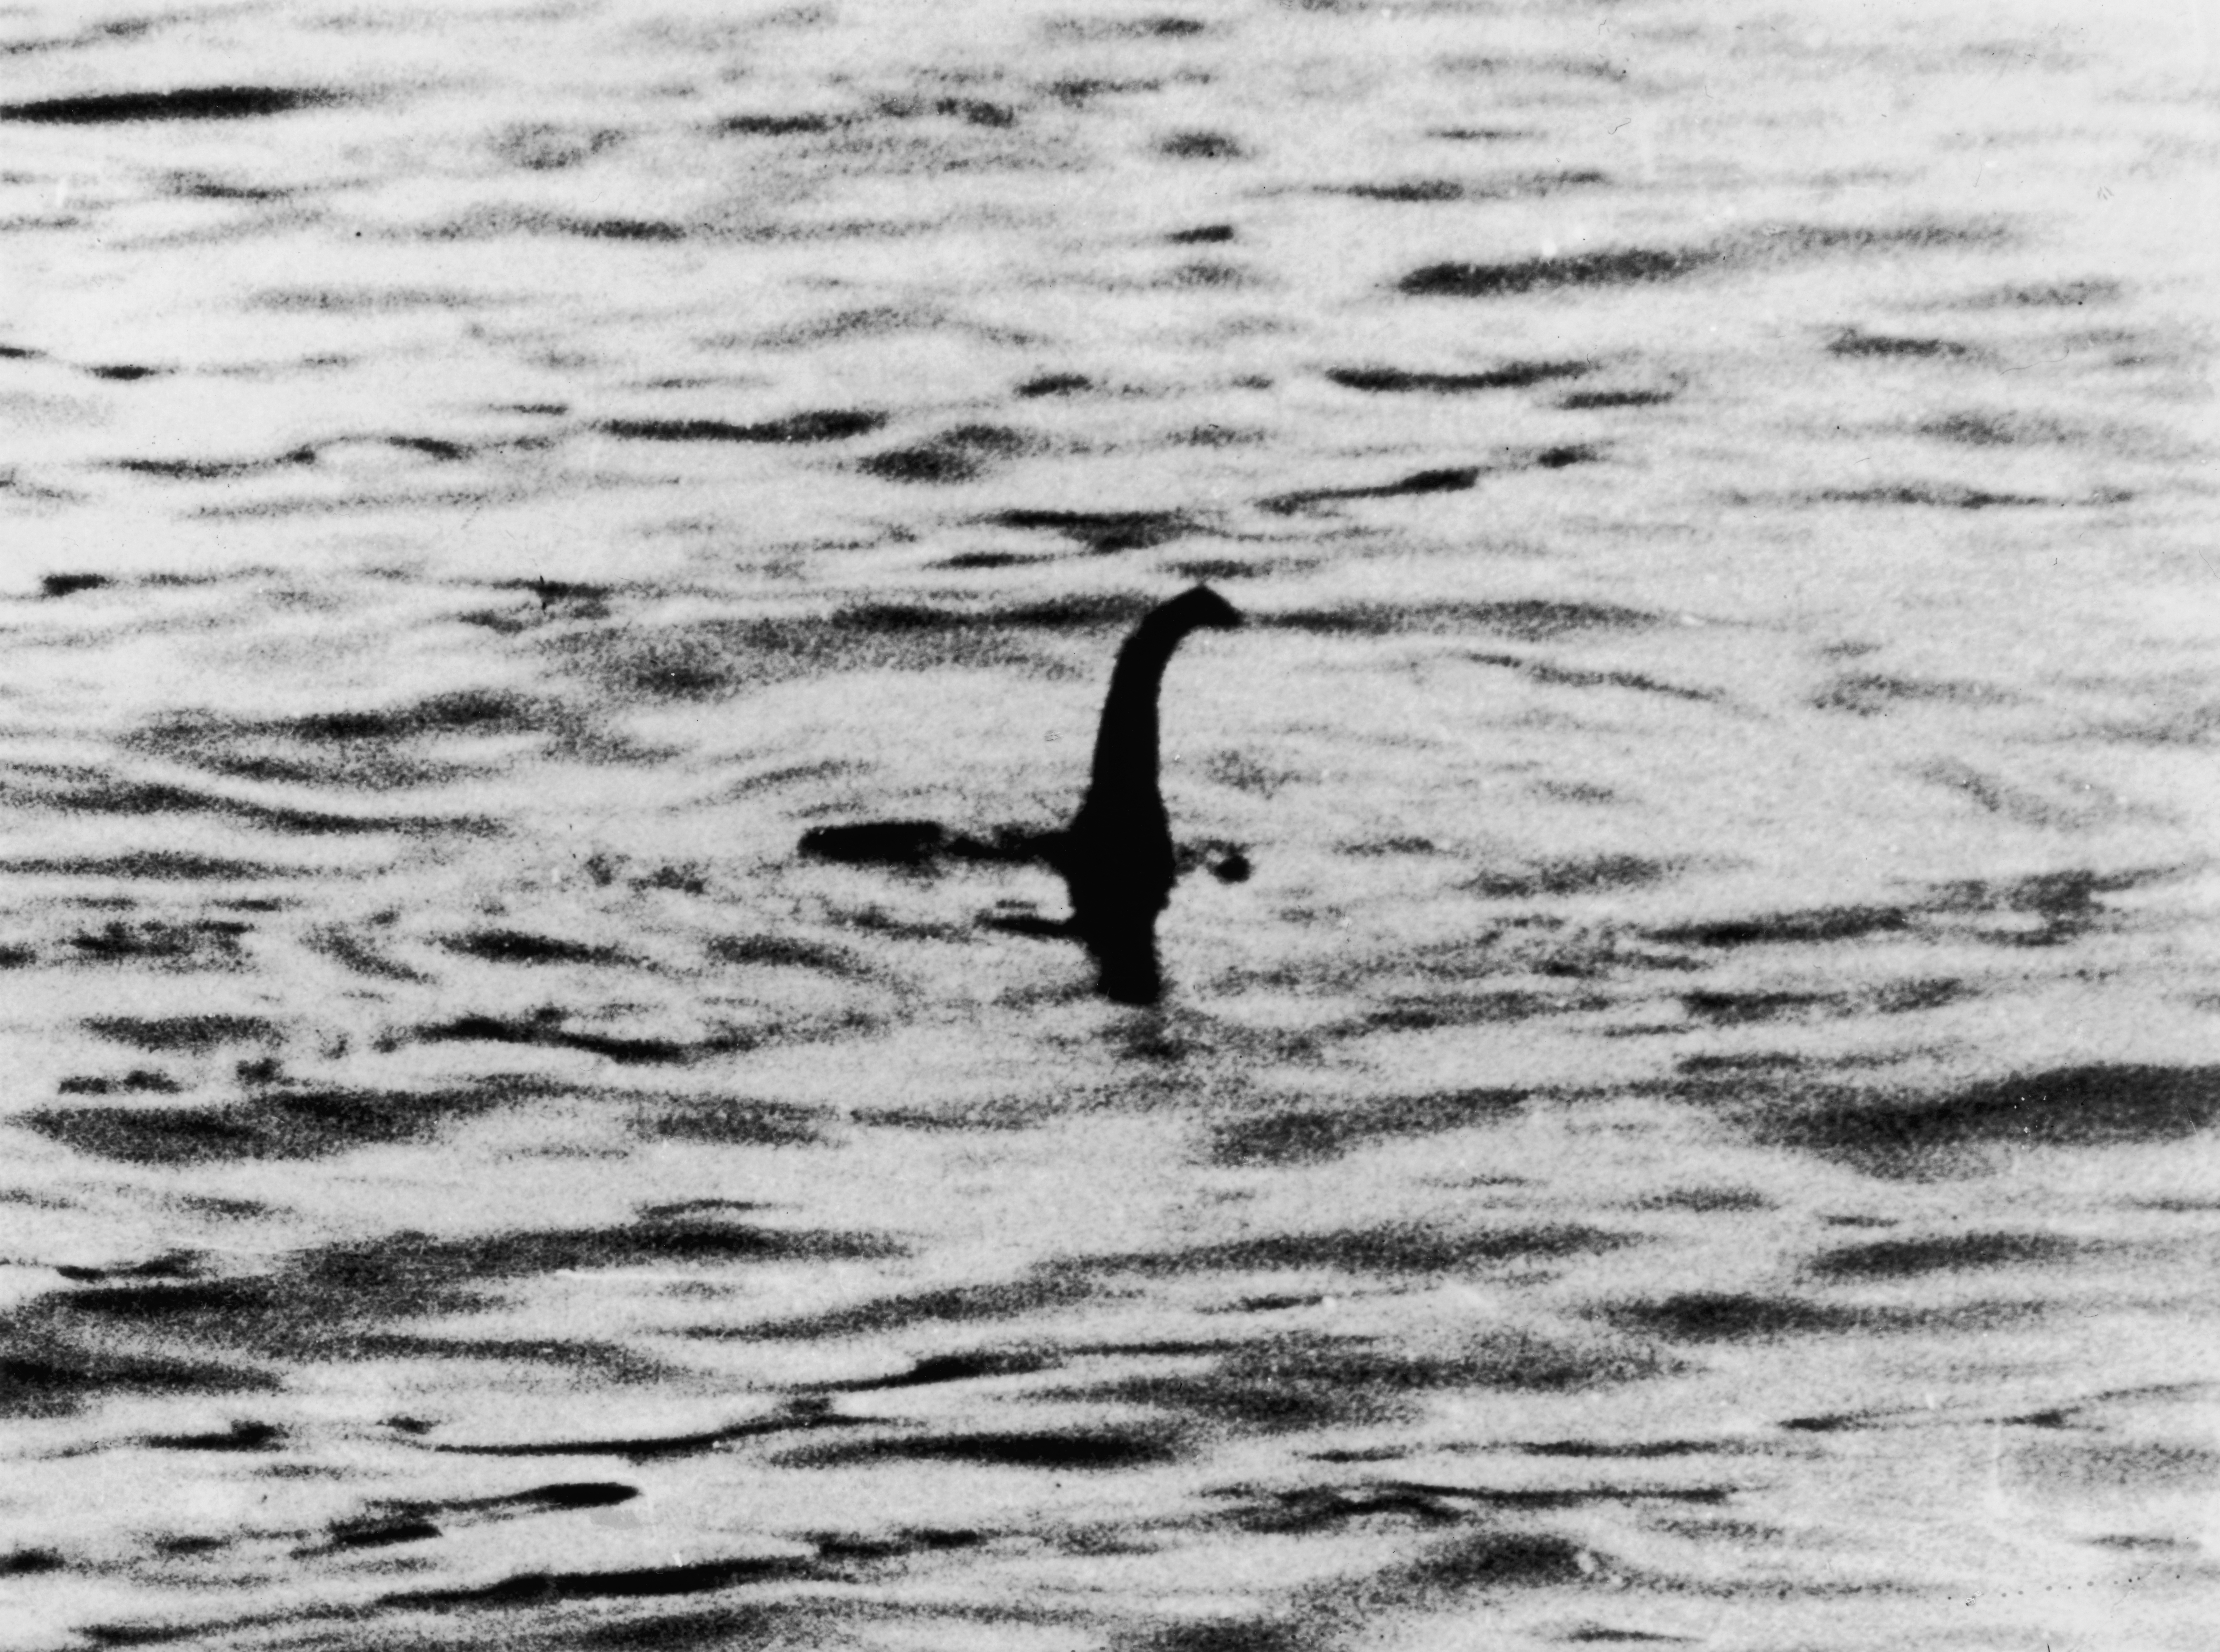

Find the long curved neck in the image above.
[{"left": 1085, "top": 613, "right": 1190, "bottom": 808}]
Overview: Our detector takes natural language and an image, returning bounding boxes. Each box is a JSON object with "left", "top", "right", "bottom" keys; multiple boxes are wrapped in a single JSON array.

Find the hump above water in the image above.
[{"left": 1055, "top": 584, "right": 1244, "bottom": 1004}]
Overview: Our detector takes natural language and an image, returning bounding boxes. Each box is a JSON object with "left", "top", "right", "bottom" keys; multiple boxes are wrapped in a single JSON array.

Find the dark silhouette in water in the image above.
[
  {"left": 799, "top": 586, "right": 1243, "bottom": 1002},
  {"left": 1050, "top": 584, "right": 1244, "bottom": 1003}
]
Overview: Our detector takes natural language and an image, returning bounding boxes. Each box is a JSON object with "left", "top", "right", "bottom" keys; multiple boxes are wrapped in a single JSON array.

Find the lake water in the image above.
[{"left": 2, "top": 2, "right": 2216, "bottom": 1648}]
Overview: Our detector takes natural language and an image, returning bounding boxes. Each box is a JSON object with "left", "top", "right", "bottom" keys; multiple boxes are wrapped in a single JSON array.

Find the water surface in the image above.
[{"left": 2, "top": 2, "right": 2216, "bottom": 1648}]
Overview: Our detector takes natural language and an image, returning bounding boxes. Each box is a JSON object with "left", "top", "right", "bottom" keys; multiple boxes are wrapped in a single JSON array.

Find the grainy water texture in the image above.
[{"left": 0, "top": 0, "right": 2216, "bottom": 1647}]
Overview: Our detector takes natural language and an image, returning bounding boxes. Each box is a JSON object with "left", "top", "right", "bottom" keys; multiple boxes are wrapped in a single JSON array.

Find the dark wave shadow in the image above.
[
  {"left": 1915, "top": 410, "right": 2082, "bottom": 447},
  {"left": 306, "top": 924, "right": 428, "bottom": 983},
  {"left": 1094, "top": 1221, "right": 1633, "bottom": 1279},
  {"left": 0, "top": 1346, "right": 271, "bottom": 1420},
  {"left": 418, "top": 1401, "right": 846, "bottom": 1463},
  {"left": 0, "top": 850, "right": 298, "bottom": 882},
  {"left": 1596, "top": 1291, "right": 1869, "bottom": 1341},
  {"left": 1124, "top": 1524, "right": 1611, "bottom": 1652},
  {"left": 1398, "top": 220, "right": 2000, "bottom": 298},
  {"left": 1558, "top": 386, "right": 1677, "bottom": 409},
  {"left": 779, "top": 1424, "right": 1185, "bottom": 1472},
  {"left": 1258, "top": 466, "right": 1481, "bottom": 513},
  {"left": 1804, "top": 1230, "right": 2086, "bottom": 1279},
  {"left": 1015, "top": 369, "right": 1097, "bottom": 394},
  {"left": 1647, "top": 865, "right": 2176, "bottom": 966},
  {"left": 1756, "top": 1065, "right": 2220, "bottom": 1176},
  {"left": 73, "top": 1550, "right": 890, "bottom": 1648},
  {"left": 1466, "top": 854, "right": 1680, "bottom": 899},
  {"left": 113, "top": 435, "right": 472, "bottom": 483},
  {"left": 0, "top": 88, "right": 339, "bottom": 123},
  {"left": 51, "top": 1253, "right": 199, "bottom": 1285},
  {"left": 1229, "top": 1477, "right": 1730, "bottom": 1533},
  {"left": 1263, "top": 599, "right": 1655, "bottom": 640},
  {"left": 1677, "top": 979, "right": 1970, "bottom": 1025},
  {"left": 546, "top": 599, "right": 1073, "bottom": 697},
  {"left": 301, "top": 1481, "right": 637, "bottom": 1557},
  {"left": 598, "top": 409, "right": 885, "bottom": 444},
  {"left": 1646, "top": 904, "right": 1911, "bottom": 948},
  {"left": 124, "top": 688, "right": 620, "bottom": 790},
  {"left": 1957, "top": 277, "right": 2121, "bottom": 308},
  {"left": 1924, "top": 866, "right": 2172, "bottom": 943},
  {"left": 19, "top": 1214, "right": 901, "bottom": 1403},
  {"left": 989, "top": 508, "right": 1200, "bottom": 552},
  {"left": 1826, "top": 327, "right": 1973, "bottom": 359},
  {"left": 427, "top": 206, "right": 689, "bottom": 240},
  {"left": 632, "top": 1094, "right": 826, "bottom": 1148},
  {"left": 67, "top": 917, "right": 252, "bottom": 967},
  {"left": 1096, "top": 1327, "right": 1668, "bottom": 1432},
  {"left": 24, "top": 1080, "right": 513, "bottom": 1164},
  {"left": 1515, "top": 1437, "right": 1741, "bottom": 1460},
  {"left": 1258, "top": 447, "right": 1599, "bottom": 515},
  {"left": 140, "top": 1418, "right": 284, "bottom": 1452},
  {"left": 410, "top": 1013, "right": 779, "bottom": 1067},
  {"left": 3, "top": 762, "right": 497, "bottom": 837},
  {"left": 707, "top": 932, "right": 885, "bottom": 979},
  {"left": 1338, "top": 990, "right": 1610, "bottom": 1034},
  {"left": 1159, "top": 130, "right": 1244, "bottom": 161},
  {"left": 1811, "top": 671, "right": 2014, "bottom": 715},
  {"left": 82, "top": 1013, "right": 280, "bottom": 1051},
  {"left": 812, "top": 1348, "right": 1054, "bottom": 1393},
  {"left": 560, "top": 588, "right": 1233, "bottom": 697},
  {"left": 1467, "top": 651, "right": 1716, "bottom": 702},
  {"left": 1325, "top": 360, "right": 1594, "bottom": 393},
  {"left": 1208, "top": 1088, "right": 1528, "bottom": 1167},
  {"left": 1814, "top": 483, "right": 2075, "bottom": 509},
  {"left": 860, "top": 423, "right": 1031, "bottom": 483},
  {"left": 1334, "top": 168, "right": 1609, "bottom": 204},
  {"left": 440, "top": 929, "right": 633, "bottom": 966},
  {"left": 381, "top": 1552, "right": 833, "bottom": 1610},
  {"left": 700, "top": 1272, "right": 1095, "bottom": 1342}
]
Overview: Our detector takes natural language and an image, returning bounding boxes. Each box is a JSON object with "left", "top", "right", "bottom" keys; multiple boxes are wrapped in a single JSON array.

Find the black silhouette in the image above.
[
  {"left": 1050, "top": 584, "right": 1243, "bottom": 1002},
  {"left": 798, "top": 585, "right": 1243, "bottom": 1003}
]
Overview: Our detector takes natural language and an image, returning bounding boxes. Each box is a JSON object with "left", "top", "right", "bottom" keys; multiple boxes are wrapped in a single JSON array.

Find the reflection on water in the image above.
[{"left": 2, "top": 1, "right": 2216, "bottom": 1648}]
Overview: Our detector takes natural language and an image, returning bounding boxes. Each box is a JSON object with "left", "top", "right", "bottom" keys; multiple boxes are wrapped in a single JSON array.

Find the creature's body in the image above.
[
  {"left": 798, "top": 584, "right": 1242, "bottom": 1003},
  {"left": 1052, "top": 585, "right": 1242, "bottom": 1002}
]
